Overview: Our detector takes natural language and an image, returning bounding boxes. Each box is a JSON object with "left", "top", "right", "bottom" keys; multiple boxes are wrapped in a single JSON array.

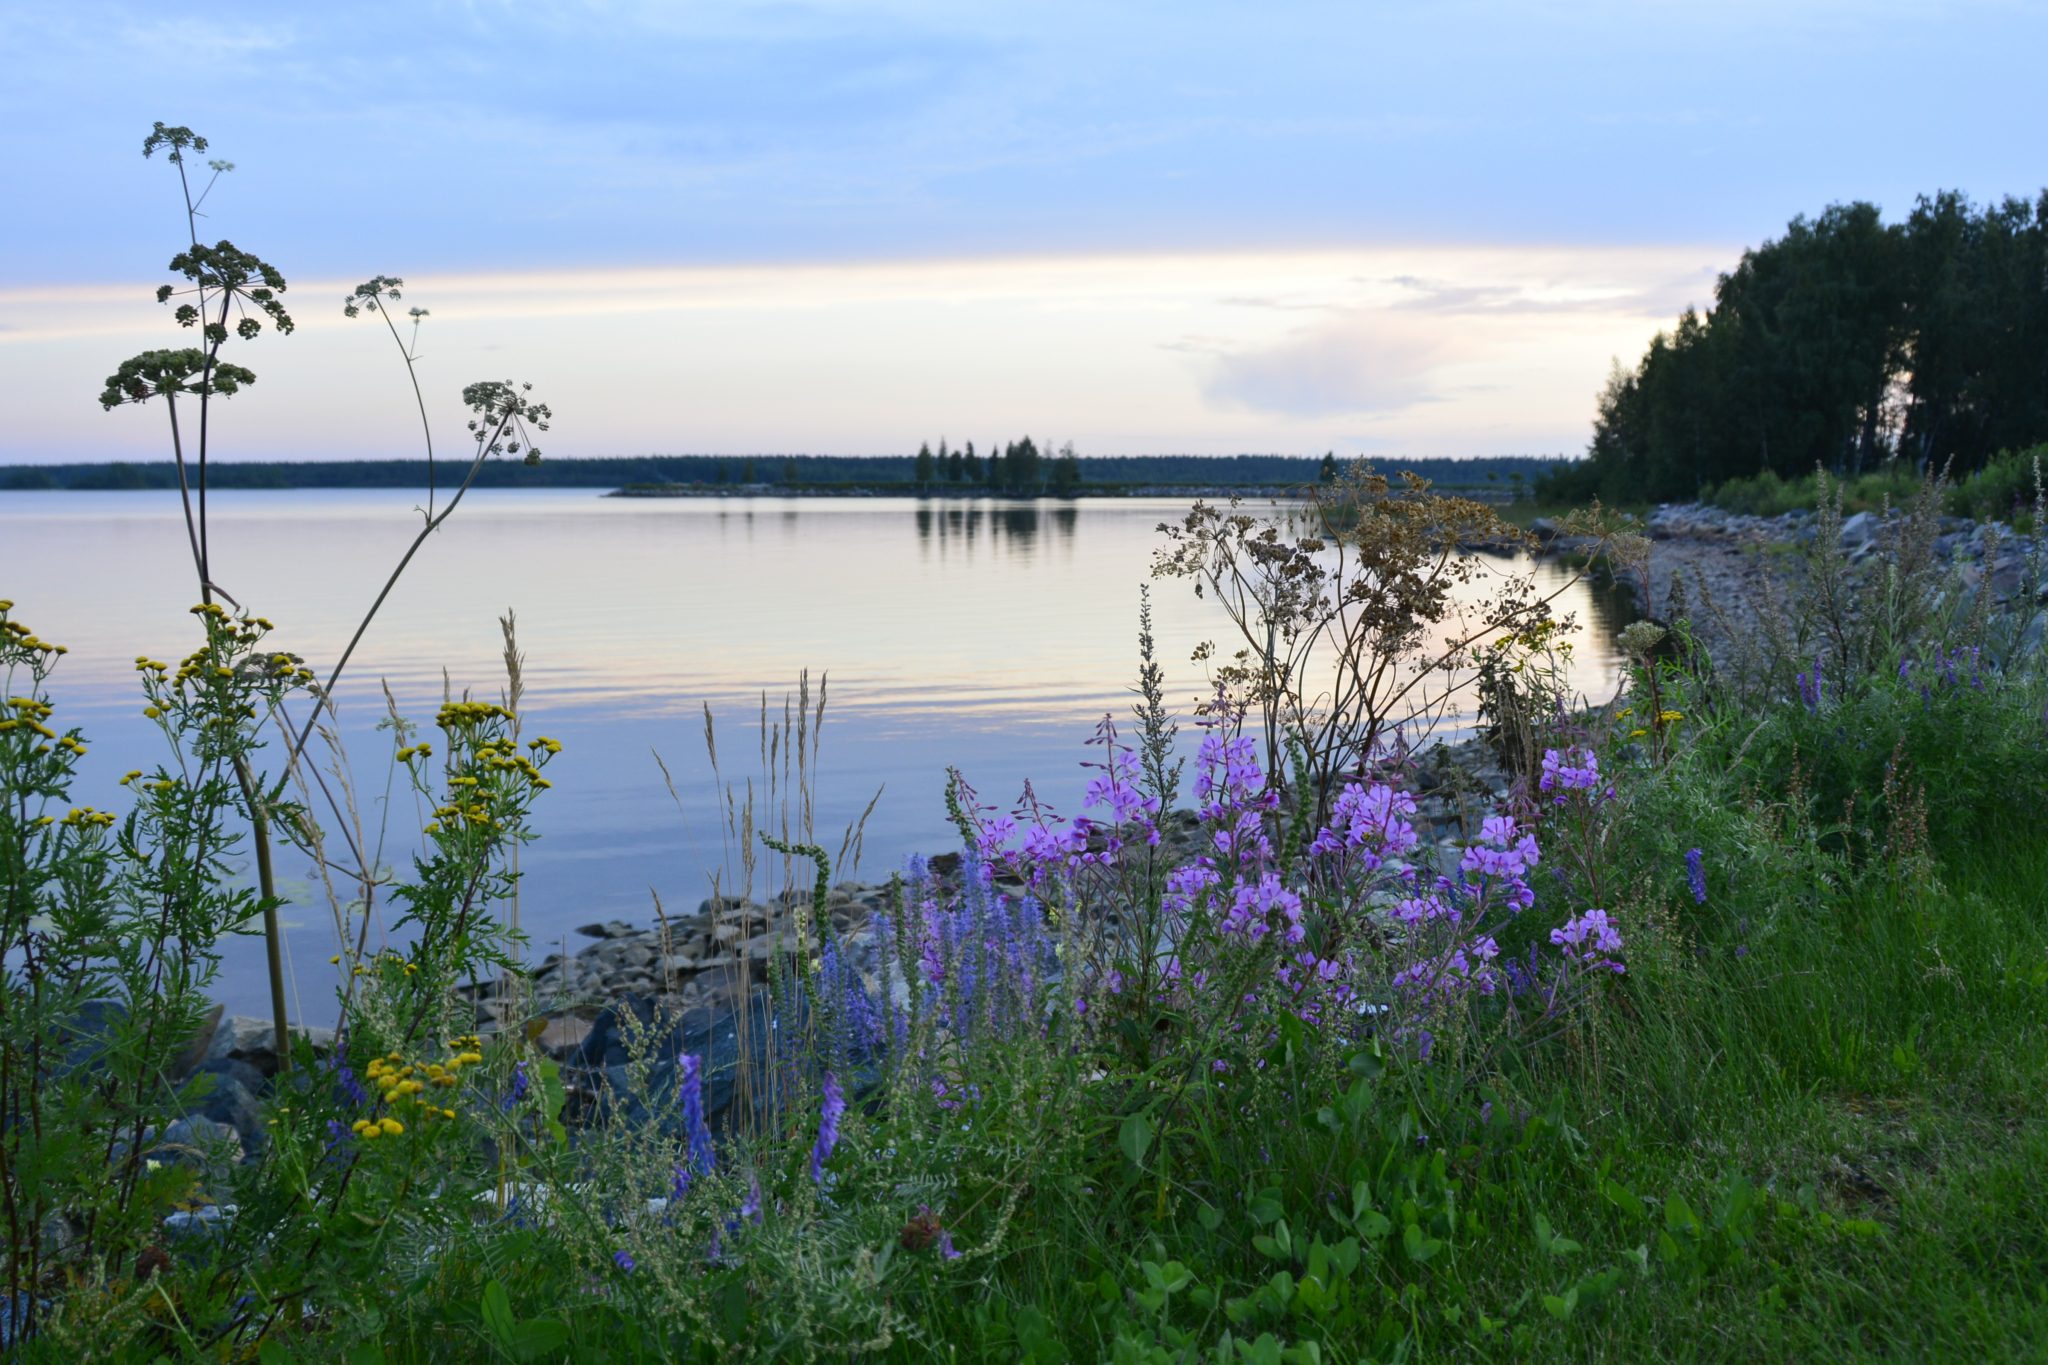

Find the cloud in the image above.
[
  {"left": 1376, "top": 271, "right": 1715, "bottom": 319},
  {"left": 1203, "top": 316, "right": 1451, "bottom": 419}
]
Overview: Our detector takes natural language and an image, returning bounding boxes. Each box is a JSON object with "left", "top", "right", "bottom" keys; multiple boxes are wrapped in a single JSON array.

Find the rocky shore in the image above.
[{"left": 1531, "top": 501, "right": 2047, "bottom": 667}]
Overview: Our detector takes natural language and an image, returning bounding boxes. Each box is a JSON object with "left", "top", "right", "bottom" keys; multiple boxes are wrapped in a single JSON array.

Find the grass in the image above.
[{"left": 1707, "top": 445, "right": 2046, "bottom": 528}]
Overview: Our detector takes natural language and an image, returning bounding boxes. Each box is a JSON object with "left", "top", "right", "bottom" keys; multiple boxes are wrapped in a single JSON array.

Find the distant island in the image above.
[{"left": 0, "top": 450, "right": 1568, "bottom": 497}]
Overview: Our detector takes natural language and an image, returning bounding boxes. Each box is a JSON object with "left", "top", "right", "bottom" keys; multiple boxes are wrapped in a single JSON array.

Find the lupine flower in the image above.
[
  {"left": 810, "top": 1073, "right": 845, "bottom": 1185},
  {"left": 330, "top": 1057, "right": 368, "bottom": 1109},
  {"left": 1685, "top": 848, "right": 1707, "bottom": 905},
  {"left": 1796, "top": 658, "right": 1823, "bottom": 712},
  {"left": 678, "top": 1054, "right": 715, "bottom": 1174},
  {"left": 502, "top": 1060, "right": 529, "bottom": 1110}
]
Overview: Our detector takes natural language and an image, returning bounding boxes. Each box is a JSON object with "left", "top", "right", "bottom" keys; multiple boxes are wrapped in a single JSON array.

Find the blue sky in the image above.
[{"left": 3, "top": 0, "right": 2042, "bottom": 460}]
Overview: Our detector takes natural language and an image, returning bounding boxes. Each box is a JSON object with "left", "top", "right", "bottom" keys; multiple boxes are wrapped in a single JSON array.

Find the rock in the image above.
[
  {"left": 194, "top": 1056, "right": 267, "bottom": 1098},
  {"left": 1837, "top": 510, "right": 1878, "bottom": 547},
  {"left": 204, "top": 1017, "right": 334, "bottom": 1079},
  {"left": 153, "top": 1115, "right": 245, "bottom": 1167},
  {"left": 53, "top": 998, "right": 128, "bottom": 1075},
  {"left": 194, "top": 1076, "right": 264, "bottom": 1157},
  {"left": 575, "top": 919, "right": 639, "bottom": 940},
  {"left": 168, "top": 1002, "right": 225, "bottom": 1083},
  {"left": 526, "top": 1015, "right": 586, "bottom": 1059}
]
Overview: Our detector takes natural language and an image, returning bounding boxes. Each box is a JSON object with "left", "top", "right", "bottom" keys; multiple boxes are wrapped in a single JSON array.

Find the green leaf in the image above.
[
  {"left": 1402, "top": 1222, "right": 1442, "bottom": 1263},
  {"left": 1541, "top": 1287, "right": 1579, "bottom": 1321},
  {"left": 1120, "top": 1112, "right": 1155, "bottom": 1169},
  {"left": 1250, "top": 1188, "right": 1286, "bottom": 1225},
  {"left": 1601, "top": 1177, "right": 1648, "bottom": 1222},
  {"left": 480, "top": 1280, "right": 516, "bottom": 1352}
]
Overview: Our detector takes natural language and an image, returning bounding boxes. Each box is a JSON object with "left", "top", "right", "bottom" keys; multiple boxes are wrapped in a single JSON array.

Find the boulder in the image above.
[
  {"left": 203, "top": 1017, "right": 333, "bottom": 1079},
  {"left": 1837, "top": 510, "right": 1878, "bottom": 547}
]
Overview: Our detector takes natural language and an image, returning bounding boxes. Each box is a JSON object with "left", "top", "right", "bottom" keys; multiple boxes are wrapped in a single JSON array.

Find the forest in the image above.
[{"left": 1543, "top": 190, "right": 2048, "bottom": 505}]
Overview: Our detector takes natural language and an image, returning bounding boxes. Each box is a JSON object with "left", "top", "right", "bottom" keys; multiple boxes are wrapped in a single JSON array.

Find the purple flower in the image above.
[
  {"left": 1796, "top": 658, "right": 1823, "bottom": 712},
  {"left": 1221, "top": 872, "right": 1305, "bottom": 943},
  {"left": 1685, "top": 848, "right": 1707, "bottom": 905},
  {"left": 613, "top": 1250, "right": 635, "bottom": 1274},
  {"left": 1312, "top": 782, "right": 1421, "bottom": 859},
  {"left": 1538, "top": 748, "right": 1600, "bottom": 795},
  {"left": 502, "top": 1059, "right": 529, "bottom": 1110},
  {"left": 937, "top": 1229, "right": 962, "bottom": 1260},
  {"left": 331, "top": 1059, "right": 368, "bottom": 1109},
  {"left": 678, "top": 1054, "right": 715, "bottom": 1174},
  {"left": 810, "top": 1072, "right": 845, "bottom": 1185},
  {"left": 1550, "top": 908, "right": 1626, "bottom": 973}
]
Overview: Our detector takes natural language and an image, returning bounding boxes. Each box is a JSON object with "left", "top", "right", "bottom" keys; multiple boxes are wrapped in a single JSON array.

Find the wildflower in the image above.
[
  {"left": 1538, "top": 747, "right": 1600, "bottom": 797},
  {"left": 502, "top": 1060, "right": 529, "bottom": 1109},
  {"left": 1796, "top": 658, "right": 1823, "bottom": 712},
  {"left": 1685, "top": 848, "right": 1707, "bottom": 905},
  {"left": 678, "top": 1054, "right": 715, "bottom": 1173},
  {"left": 936, "top": 1229, "right": 962, "bottom": 1260},
  {"left": 810, "top": 1072, "right": 845, "bottom": 1185},
  {"left": 379, "top": 1117, "right": 404, "bottom": 1136},
  {"left": 1220, "top": 871, "right": 1304, "bottom": 942},
  {"left": 613, "top": 1250, "right": 635, "bottom": 1274},
  {"left": 1550, "top": 909, "right": 1625, "bottom": 973}
]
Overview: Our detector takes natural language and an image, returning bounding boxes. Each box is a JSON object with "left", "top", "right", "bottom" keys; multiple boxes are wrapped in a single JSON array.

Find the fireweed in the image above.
[{"left": 818, "top": 713, "right": 1632, "bottom": 1086}]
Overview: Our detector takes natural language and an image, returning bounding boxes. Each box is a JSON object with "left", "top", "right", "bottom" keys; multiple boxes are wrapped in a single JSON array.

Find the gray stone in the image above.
[
  {"left": 1838, "top": 510, "right": 1878, "bottom": 546},
  {"left": 194, "top": 1076, "right": 264, "bottom": 1156},
  {"left": 155, "top": 1115, "right": 245, "bottom": 1165},
  {"left": 203, "top": 1017, "right": 333, "bottom": 1079},
  {"left": 535, "top": 1015, "right": 593, "bottom": 1058}
]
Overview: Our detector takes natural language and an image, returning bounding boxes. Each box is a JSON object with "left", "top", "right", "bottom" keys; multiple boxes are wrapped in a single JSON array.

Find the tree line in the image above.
[
  {"left": 2, "top": 453, "right": 1571, "bottom": 494},
  {"left": 1544, "top": 189, "right": 2048, "bottom": 505}
]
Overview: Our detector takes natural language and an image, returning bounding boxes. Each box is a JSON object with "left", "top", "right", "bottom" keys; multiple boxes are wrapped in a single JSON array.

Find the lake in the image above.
[{"left": 1, "top": 489, "right": 1635, "bottom": 1018}]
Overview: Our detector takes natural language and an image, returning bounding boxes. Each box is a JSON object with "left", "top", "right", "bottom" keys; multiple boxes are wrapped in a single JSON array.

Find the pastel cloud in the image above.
[{"left": 0, "top": 245, "right": 1725, "bottom": 462}]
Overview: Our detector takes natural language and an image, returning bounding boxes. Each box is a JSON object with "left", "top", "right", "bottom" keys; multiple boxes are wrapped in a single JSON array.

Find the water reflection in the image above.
[{"left": 914, "top": 498, "right": 1079, "bottom": 560}]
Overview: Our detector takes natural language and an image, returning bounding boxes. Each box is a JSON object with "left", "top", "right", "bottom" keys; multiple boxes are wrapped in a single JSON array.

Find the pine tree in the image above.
[{"left": 914, "top": 442, "right": 936, "bottom": 490}]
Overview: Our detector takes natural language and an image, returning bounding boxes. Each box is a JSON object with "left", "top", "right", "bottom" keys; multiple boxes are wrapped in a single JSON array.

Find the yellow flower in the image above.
[
  {"left": 1657, "top": 710, "right": 1684, "bottom": 723},
  {"left": 379, "top": 1117, "right": 404, "bottom": 1136},
  {"left": 1629, "top": 728, "right": 1647, "bottom": 739}
]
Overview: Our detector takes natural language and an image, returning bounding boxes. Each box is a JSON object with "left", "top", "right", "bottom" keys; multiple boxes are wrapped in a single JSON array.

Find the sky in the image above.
[{"left": 2, "top": 0, "right": 2042, "bottom": 463}]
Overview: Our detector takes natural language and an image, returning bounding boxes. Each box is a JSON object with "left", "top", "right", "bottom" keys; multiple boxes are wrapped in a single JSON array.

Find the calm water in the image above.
[{"left": 1, "top": 489, "right": 1634, "bottom": 1017}]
